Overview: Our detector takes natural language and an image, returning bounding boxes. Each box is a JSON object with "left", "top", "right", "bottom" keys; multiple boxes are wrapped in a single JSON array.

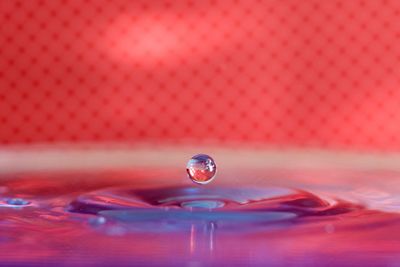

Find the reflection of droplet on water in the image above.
[
  {"left": 6, "top": 198, "right": 30, "bottom": 206},
  {"left": 187, "top": 154, "right": 217, "bottom": 185}
]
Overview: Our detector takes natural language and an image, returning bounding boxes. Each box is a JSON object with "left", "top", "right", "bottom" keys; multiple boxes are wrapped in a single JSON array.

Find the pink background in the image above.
[{"left": 1, "top": 0, "right": 400, "bottom": 151}]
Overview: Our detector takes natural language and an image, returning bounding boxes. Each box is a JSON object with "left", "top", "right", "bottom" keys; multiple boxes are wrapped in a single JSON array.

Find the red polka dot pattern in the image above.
[{"left": 1, "top": 0, "right": 400, "bottom": 150}]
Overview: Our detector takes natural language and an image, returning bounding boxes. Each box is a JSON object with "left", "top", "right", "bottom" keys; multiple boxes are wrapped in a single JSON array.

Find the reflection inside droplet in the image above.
[{"left": 186, "top": 154, "right": 217, "bottom": 185}]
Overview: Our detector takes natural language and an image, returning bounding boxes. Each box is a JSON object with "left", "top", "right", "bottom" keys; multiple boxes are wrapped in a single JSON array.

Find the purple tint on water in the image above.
[{"left": 0, "top": 170, "right": 399, "bottom": 266}]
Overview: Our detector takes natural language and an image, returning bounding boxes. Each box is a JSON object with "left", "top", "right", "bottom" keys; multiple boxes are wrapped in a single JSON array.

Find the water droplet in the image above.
[
  {"left": 186, "top": 154, "right": 217, "bottom": 185},
  {"left": 6, "top": 198, "right": 30, "bottom": 206}
]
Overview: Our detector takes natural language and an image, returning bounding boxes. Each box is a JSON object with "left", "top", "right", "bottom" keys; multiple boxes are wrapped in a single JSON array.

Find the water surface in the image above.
[{"left": 0, "top": 169, "right": 399, "bottom": 266}]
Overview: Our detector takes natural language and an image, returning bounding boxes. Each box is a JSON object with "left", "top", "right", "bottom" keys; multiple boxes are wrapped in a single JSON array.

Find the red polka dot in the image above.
[{"left": 0, "top": 0, "right": 399, "bottom": 150}]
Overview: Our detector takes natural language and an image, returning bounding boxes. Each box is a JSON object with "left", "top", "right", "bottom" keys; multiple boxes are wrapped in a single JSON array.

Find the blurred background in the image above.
[{"left": 1, "top": 0, "right": 400, "bottom": 167}]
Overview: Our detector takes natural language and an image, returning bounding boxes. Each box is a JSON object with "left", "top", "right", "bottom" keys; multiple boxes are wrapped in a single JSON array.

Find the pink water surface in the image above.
[{"left": 0, "top": 168, "right": 399, "bottom": 266}]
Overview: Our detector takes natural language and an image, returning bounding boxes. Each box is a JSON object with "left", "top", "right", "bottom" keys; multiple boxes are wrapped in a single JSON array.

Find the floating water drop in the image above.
[{"left": 186, "top": 154, "right": 217, "bottom": 185}]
